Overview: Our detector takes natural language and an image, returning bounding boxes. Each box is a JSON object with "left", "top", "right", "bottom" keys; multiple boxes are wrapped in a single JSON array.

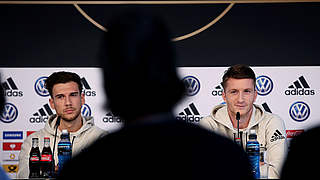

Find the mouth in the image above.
[
  {"left": 235, "top": 105, "right": 246, "bottom": 109},
  {"left": 64, "top": 108, "right": 75, "bottom": 114}
]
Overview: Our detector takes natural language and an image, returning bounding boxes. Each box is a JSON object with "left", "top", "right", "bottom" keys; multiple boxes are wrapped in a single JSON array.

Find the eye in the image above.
[
  {"left": 230, "top": 90, "right": 237, "bottom": 94},
  {"left": 55, "top": 94, "right": 64, "bottom": 99},
  {"left": 70, "top": 92, "right": 79, "bottom": 97}
]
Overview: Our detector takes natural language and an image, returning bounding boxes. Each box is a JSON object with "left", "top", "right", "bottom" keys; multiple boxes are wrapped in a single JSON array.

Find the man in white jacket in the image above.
[
  {"left": 17, "top": 71, "right": 107, "bottom": 178},
  {"left": 199, "top": 64, "right": 287, "bottom": 179}
]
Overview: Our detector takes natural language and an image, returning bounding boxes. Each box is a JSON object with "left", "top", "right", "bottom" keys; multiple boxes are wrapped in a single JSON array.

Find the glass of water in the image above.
[{"left": 260, "top": 146, "right": 269, "bottom": 179}]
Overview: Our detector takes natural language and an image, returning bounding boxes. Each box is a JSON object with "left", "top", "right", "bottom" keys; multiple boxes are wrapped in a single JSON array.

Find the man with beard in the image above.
[{"left": 17, "top": 71, "right": 106, "bottom": 178}]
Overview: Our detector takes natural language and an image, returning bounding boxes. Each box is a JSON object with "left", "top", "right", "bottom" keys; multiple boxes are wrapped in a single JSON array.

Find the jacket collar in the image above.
[
  {"left": 210, "top": 104, "right": 266, "bottom": 132},
  {"left": 44, "top": 114, "right": 94, "bottom": 137}
]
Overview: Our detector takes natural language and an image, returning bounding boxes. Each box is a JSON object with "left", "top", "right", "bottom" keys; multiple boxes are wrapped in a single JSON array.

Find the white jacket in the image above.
[
  {"left": 199, "top": 104, "right": 287, "bottom": 179},
  {"left": 17, "top": 115, "right": 107, "bottom": 179}
]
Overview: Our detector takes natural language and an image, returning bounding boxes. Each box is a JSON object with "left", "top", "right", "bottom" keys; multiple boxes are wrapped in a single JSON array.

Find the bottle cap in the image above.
[
  {"left": 248, "top": 129, "right": 257, "bottom": 140},
  {"left": 62, "top": 129, "right": 68, "bottom": 134},
  {"left": 249, "top": 129, "right": 256, "bottom": 135}
]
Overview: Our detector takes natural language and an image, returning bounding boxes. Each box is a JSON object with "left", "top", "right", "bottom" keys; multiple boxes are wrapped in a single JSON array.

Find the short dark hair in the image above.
[
  {"left": 45, "top": 71, "right": 83, "bottom": 98},
  {"left": 100, "top": 12, "right": 185, "bottom": 120},
  {"left": 221, "top": 64, "right": 256, "bottom": 90}
]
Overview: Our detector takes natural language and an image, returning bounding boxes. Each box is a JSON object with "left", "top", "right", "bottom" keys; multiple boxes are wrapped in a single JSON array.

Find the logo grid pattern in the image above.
[{"left": 1, "top": 67, "right": 319, "bottom": 176}]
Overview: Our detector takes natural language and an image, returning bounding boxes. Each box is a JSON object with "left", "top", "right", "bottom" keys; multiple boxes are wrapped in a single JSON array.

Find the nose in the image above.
[
  {"left": 65, "top": 96, "right": 72, "bottom": 106},
  {"left": 237, "top": 92, "right": 245, "bottom": 103}
]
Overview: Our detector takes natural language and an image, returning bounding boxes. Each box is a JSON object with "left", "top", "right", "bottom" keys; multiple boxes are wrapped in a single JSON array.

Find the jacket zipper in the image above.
[{"left": 71, "top": 136, "right": 76, "bottom": 152}]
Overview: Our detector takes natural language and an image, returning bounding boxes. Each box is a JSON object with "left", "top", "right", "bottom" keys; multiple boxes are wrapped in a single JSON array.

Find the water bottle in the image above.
[
  {"left": 58, "top": 129, "right": 72, "bottom": 173},
  {"left": 246, "top": 129, "right": 260, "bottom": 179},
  {"left": 29, "top": 138, "right": 41, "bottom": 178},
  {"left": 41, "top": 137, "right": 54, "bottom": 178}
]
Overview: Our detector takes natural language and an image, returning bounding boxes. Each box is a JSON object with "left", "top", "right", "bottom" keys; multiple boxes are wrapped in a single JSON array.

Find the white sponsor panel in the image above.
[
  {"left": 1, "top": 67, "right": 320, "bottom": 177},
  {"left": 2, "top": 151, "right": 19, "bottom": 162}
]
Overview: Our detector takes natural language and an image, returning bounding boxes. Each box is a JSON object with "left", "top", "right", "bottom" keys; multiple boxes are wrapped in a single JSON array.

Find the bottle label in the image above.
[
  {"left": 58, "top": 145, "right": 71, "bottom": 149},
  {"left": 30, "top": 156, "right": 40, "bottom": 161},
  {"left": 246, "top": 142, "right": 260, "bottom": 178},
  {"left": 41, "top": 154, "right": 52, "bottom": 162},
  {"left": 247, "top": 144, "right": 260, "bottom": 155}
]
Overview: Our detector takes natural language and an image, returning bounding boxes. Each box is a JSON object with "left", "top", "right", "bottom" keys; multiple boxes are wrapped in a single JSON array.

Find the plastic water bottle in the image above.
[
  {"left": 58, "top": 129, "right": 72, "bottom": 173},
  {"left": 246, "top": 129, "right": 260, "bottom": 179}
]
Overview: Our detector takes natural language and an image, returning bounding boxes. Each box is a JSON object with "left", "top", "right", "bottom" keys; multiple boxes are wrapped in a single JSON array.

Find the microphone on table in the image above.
[{"left": 235, "top": 112, "right": 242, "bottom": 147}]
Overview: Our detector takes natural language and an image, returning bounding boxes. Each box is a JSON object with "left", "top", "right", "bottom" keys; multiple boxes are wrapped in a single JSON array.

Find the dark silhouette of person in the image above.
[
  {"left": 281, "top": 126, "right": 320, "bottom": 179},
  {"left": 58, "top": 12, "right": 253, "bottom": 180}
]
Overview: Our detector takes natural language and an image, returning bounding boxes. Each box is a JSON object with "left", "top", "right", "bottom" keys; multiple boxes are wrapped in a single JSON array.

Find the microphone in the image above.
[
  {"left": 236, "top": 112, "right": 240, "bottom": 121},
  {"left": 236, "top": 112, "right": 240, "bottom": 138},
  {"left": 235, "top": 112, "right": 242, "bottom": 147}
]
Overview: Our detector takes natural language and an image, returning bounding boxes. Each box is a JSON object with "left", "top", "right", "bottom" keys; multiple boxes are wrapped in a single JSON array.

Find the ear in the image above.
[
  {"left": 49, "top": 98, "right": 55, "bottom": 110},
  {"left": 222, "top": 90, "right": 227, "bottom": 102},
  {"left": 253, "top": 90, "right": 258, "bottom": 102}
]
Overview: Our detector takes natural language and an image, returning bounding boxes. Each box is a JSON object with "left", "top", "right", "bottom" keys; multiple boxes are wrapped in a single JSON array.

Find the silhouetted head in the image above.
[{"left": 100, "top": 12, "right": 185, "bottom": 121}]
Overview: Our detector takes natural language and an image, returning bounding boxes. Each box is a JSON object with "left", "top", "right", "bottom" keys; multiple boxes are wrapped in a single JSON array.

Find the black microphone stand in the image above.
[{"left": 235, "top": 112, "right": 242, "bottom": 147}]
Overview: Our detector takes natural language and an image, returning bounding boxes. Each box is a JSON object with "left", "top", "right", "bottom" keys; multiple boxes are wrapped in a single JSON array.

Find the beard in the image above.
[{"left": 60, "top": 109, "right": 81, "bottom": 122}]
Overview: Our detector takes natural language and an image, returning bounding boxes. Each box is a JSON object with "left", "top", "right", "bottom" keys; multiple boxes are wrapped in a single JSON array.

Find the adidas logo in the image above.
[
  {"left": 176, "top": 103, "right": 203, "bottom": 123},
  {"left": 1, "top": 77, "right": 23, "bottom": 97},
  {"left": 285, "top": 76, "right": 315, "bottom": 96},
  {"left": 211, "top": 84, "right": 223, "bottom": 96},
  {"left": 102, "top": 112, "right": 123, "bottom": 123},
  {"left": 81, "top": 78, "right": 96, "bottom": 96},
  {"left": 262, "top": 102, "right": 272, "bottom": 113},
  {"left": 2, "top": 77, "right": 18, "bottom": 90},
  {"left": 29, "top": 104, "right": 54, "bottom": 123},
  {"left": 270, "top": 130, "right": 286, "bottom": 142}
]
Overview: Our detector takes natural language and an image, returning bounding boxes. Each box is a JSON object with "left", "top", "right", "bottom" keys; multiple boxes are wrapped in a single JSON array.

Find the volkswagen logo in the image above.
[
  {"left": 81, "top": 104, "right": 92, "bottom": 117},
  {"left": 256, "top": 75, "right": 273, "bottom": 96},
  {"left": 0, "top": 103, "right": 18, "bottom": 123},
  {"left": 34, "top": 76, "right": 49, "bottom": 97},
  {"left": 289, "top": 101, "right": 310, "bottom": 122},
  {"left": 182, "top": 76, "right": 200, "bottom": 96}
]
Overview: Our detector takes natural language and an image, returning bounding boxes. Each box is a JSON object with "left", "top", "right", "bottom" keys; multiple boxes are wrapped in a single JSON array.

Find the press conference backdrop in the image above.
[
  {"left": 1, "top": 0, "right": 320, "bottom": 178},
  {"left": 1, "top": 67, "right": 320, "bottom": 178}
]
